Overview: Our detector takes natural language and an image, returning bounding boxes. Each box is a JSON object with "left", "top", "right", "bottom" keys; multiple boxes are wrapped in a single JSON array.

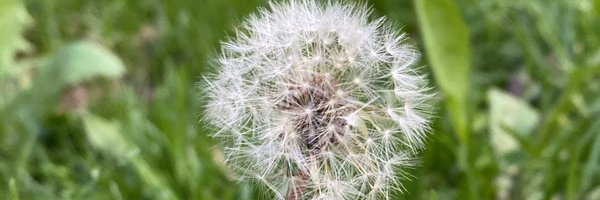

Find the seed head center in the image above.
[{"left": 278, "top": 75, "right": 352, "bottom": 152}]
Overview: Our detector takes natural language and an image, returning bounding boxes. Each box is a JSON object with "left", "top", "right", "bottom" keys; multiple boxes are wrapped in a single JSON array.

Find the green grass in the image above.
[{"left": 1, "top": 0, "right": 600, "bottom": 199}]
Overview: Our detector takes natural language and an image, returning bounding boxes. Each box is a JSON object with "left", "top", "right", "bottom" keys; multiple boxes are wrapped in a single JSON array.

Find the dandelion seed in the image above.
[{"left": 202, "top": 1, "right": 433, "bottom": 199}]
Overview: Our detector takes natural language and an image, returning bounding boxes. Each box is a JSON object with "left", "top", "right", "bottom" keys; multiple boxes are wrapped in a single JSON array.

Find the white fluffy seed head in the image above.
[{"left": 202, "top": 1, "right": 433, "bottom": 199}]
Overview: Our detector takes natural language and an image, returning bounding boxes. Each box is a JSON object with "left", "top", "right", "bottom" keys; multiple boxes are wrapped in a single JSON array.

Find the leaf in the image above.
[
  {"left": 38, "top": 41, "right": 126, "bottom": 89},
  {"left": 488, "top": 88, "right": 539, "bottom": 157},
  {"left": 429, "top": 189, "right": 439, "bottom": 200},
  {"left": 82, "top": 113, "right": 177, "bottom": 199},
  {"left": 415, "top": 0, "right": 471, "bottom": 142},
  {"left": 82, "top": 113, "right": 132, "bottom": 157},
  {"left": 582, "top": 121, "right": 600, "bottom": 194},
  {"left": 0, "top": 0, "right": 31, "bottom": 74},
  {"left": 9, "top": 178, "right": 19, "bottom": 200},
  {"left": 0, "top": 0, "right": 31, "bottom": 107},
  {"left": 0, "top": 42, "right": 127, "bottom": 121}
]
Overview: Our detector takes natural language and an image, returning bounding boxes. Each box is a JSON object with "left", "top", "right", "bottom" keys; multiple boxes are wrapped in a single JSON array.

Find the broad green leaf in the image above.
[
  {"left": 488, "top": 88, "right": 539, "bottom": 157},
  {"left": 0, "top": 0, "right": 31, "bottom": 74},
  {"left": 415, "top": 0, "right": 471, "bottom": 142},
  {"left": 1, "top": 42, "right": 126, "bottom": 121},
  {"left": 38, "top": 41, "right": 126, "bottom": 89}
]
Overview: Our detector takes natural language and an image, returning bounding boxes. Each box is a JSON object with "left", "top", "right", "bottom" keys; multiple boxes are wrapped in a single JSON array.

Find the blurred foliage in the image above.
[{"left": 0, "top": 0, "right": 599, "bottom": 199}]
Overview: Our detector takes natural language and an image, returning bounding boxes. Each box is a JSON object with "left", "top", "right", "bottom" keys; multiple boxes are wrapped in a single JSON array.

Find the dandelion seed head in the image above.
[{"left": 202, "top": 1, "right": 432, "bottom": 199}]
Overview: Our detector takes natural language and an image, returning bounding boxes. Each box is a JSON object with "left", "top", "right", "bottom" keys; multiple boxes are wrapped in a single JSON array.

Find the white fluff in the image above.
[{"left": 202, "top": 1, "right": 432, "bottom": 199}]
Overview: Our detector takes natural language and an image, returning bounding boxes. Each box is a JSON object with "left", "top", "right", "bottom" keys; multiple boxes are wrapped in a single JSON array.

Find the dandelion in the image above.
[{"left": 202, "top": 1, "right": 432, "bottom": 199}]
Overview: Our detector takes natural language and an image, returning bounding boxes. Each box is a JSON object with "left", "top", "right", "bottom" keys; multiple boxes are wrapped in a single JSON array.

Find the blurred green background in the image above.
[{"left": 1, "top": 0, "right": 600, "bottom": 199}]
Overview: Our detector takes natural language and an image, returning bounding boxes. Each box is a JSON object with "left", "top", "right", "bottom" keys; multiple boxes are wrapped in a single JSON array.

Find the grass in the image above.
[{"left": 1, "top": 0, "right": 599, "bottom": 199}]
